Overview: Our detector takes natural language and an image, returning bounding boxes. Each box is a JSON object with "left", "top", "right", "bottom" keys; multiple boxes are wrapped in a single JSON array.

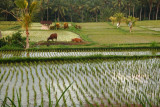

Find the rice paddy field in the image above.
[
  {"left": 79, "top": 21, "right": 160, "bottom": 45},
  {"left": 0, "top": 21, "right": 160, "bottom": 106},
  {"left": 0, "top": 50, "right": 160, "bottom": 59},
  {"left": 0, "top": 58, "right": 160, "bottom": 106},
  {"left": 1, "top": 21, "right": 160, "bottom": 47},
  {"left": 0, "top": 22, "right": 79, "bottom": 42}
]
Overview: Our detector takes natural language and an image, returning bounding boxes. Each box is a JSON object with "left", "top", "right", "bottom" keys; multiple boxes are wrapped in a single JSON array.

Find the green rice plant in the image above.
[
  {"left": 32, "top": 85, "right": 37, "bottom": 106},
  {"left": 4, "top": 70, "right": 11, "bottom": 82},
  {"left": 55, "top": 82, "right": 73, "bottom": 107},
  {"left": 10, "top": 70, "right": 14, "bottom": 81},
  {"left": 0, "top": 84, "right": 3, "bottom": 92},
  {"left": 0, "top": 69, "right": 6, "bottom": 82},
  {"left": 40, "top": 68, "right": 45, "bottom": 78},
  {"left": 30, "top": 68, "right": 34, "bottom": 83},
  {"left": 5, "top": 84, "right": 9, "bottom": 98},
  {"left": 12, "top": 87, "right": 15, "bottom": 105},
  {"left": 136, "top": 91, "right": 152, "bottom": 107}
]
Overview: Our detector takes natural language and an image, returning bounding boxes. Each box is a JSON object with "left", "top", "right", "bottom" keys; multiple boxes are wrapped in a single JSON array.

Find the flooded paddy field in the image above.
[
  {"left": 0, "top": 50, "right": 160, "bottom": 59},
  {"left": 0, "top": 58, "right": 160, "bottom": 106}
]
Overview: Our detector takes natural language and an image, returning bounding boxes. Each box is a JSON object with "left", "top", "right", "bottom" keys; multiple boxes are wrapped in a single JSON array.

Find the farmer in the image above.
[
  {"left": 128, "top": 21, "right": 133, "bottom": 32},
  {"left": 117, "top": 22, "right": 120, "bottom": 28}
]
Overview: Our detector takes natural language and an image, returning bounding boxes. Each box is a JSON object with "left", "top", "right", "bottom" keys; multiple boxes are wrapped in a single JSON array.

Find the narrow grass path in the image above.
[{"left": 79, "top": 22, "right": 160, "bottom": 45}]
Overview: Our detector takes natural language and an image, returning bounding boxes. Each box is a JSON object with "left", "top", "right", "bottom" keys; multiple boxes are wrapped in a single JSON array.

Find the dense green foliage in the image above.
[
  {"left": 0, "top": 0, "right": 160, "bottom": 22},
  {"left": 0, "top": 32, "right": 26, "bottom": 48}
]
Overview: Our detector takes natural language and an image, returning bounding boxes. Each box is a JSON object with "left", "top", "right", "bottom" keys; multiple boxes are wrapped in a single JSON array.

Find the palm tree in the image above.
[
  {"left": 88, "top": 0, "right": 102, "bottom": 22},
  {"left": 155, "top": 0, "right": 160, "bottom": 20},
  {"left": 148, "top": 0, "right": 156, "bottom": 20},
  {"left": 52, "top": 0, "right": 68, "bottom": 22},
  {"left": 2, "top": 0, "right": 37, "bottom": 49},
  {"left": 15, "top": 0, "right": 37, "bottom": 49},
  {"left": 77, "top": 0, "right": 88, "bottom": 22},
  {"left": 125, "top": 16, "right": 138, "bottom": 32},
  {"left": 109, "top": 16, "right": 116, "bottom": 25},
  {"left": 114, "top": 12, "right": 124, "bottom": 25}
]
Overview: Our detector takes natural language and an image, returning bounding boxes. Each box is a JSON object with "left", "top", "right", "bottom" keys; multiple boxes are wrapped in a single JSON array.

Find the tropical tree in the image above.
[
  {"left": 3, "top": 0, "right": 37, "bottom": 49},
  {"left": 109, "top": 16, "right": 116, "bottom": 25},
  {"left": 125, "top": 16, "right": 139, "bottom": 32},
  {"left": 148, "top": 0, "right": 156, "bottom": 20},
  {"left": 89, "top": 0, "right": 101, "bottom": 22},
  {"left": 0, "top": 0, "right": 15, "bottom": 21},
  {"left": 76, "top": 0, "right": 88, "bottom": 22},
  {"left": 155, "top": 0, "right": 160, "bottom": 20},
  {"left": 114, "top": 12, "right": 124, "bottom": 25},
  {"left": 52, "top": 0, "right": 68, "bottom": 22}
]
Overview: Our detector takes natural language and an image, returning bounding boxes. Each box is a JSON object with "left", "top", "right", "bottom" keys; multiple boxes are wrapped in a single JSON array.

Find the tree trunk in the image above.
[
  {"left": 58, "top": 12, "right": 60, "bottom": 22},
  {"left": 133, "top": 6, "right": 135, "bottom": 17},
  {"left": 156, "top": 2, "right": 160, "bottom": 20},
  {"left": 28, "top": 0, "right": 30, "bottom": 8},
  {"left": 129, "top": 7, "right": 130, "bottom": 16},
  {"left": 149, "top": 5, "right": 152, "bottom": 20},
  {"left": 41, "top": 1, "right": 44, "bottom": 21},
  {"left": 96, "top": 13, "right": 97, "bottom": 22},
  {"left": 26, "top": 26, "right": 29, "bottom": 49},
  {"left": 144, "top": 8, "right": 146, "bottom": 20},
  {"left": 5, "top": 13, "right": 8, "bottom": 21},
  {"left": 140, "top": 7, "right": 142, "bottom": 21},
  {"left": 81, "top": 10, "right": 83, "bottom": 22},
  {"left": 71, "top": 15, "right": 73, "bottom": 22},
  {"left": 55, "top": 14, "right": 56, "bottom": 22},
  {"left": 47, "top": 0, "right": 49, "bottom": 21}
]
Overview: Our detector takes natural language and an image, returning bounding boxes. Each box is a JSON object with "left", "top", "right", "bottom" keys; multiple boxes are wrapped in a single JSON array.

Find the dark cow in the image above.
[{"left": 47, "top": 33, "right": 57, "bottom": 41}]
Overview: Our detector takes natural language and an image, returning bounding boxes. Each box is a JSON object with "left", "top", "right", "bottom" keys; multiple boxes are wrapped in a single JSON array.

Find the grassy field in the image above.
[
  {"left": 0, "top": 21, "right": 160, "bottom": 48},
  {"left": 1, "top": 22, "right": 79, "bottom": 42},
  {"left": 79, "top": 21, "right": 160, "bottom": 46}
]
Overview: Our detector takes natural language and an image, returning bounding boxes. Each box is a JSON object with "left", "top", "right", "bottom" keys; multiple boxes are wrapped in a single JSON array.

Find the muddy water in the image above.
[
  {"left": 0, "top": 58, "right": 160, "bottom": 106},
  {"left": 0, "top": 51, "right": 160, "bottom": 58}
]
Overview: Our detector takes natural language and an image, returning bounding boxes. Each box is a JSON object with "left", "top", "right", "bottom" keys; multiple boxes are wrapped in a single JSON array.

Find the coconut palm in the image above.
[
  {"left": 125, "top": 16, "right": 139, "bottom": 32},
  {"left": 52, "top": 0, "right": 68, "bottom": 22},
  {"left": 89, "top": 0, "right": 101, "bottom": 22},
  {"left": 155, "top": 0, "right": 160, "bottom": 20},
  {"left": 2, "top": 0, "right": 37, "bottom": 49},
  {"left": 114, "top": 12, "right": 124, "bottom": 25},
  {"left": 109, "top": 16, "right": 116, "bottom": 25},
  {"left": 148, "top": 0, "right": 156, "bottom": 20},
  {"left": 14, "top": 0, "right": 37, "bottom": 49}
]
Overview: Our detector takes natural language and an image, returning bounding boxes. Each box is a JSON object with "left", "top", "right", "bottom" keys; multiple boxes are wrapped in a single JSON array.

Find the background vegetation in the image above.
[{"left": 0, "top": 0, "right": 160, "bottom": 22}]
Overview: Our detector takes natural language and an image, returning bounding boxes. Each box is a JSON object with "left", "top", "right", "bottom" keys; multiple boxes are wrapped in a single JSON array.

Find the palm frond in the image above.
[
  {"left": 29, "top": 1, "right": 37, "bottom": 16},
  {"left": 14, "top": 0, "right": 28, "bottom": 9}
]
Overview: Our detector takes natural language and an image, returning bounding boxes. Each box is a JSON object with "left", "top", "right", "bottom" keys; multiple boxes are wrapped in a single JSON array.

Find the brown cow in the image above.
[
  {"left": 75, "top": 25, "right": 81, "bottom": 29},
  {"left": 47, "top": 33, "right": 57, "bottom": 41},
  {"left": 72, "top": 38, "right": 82, "bottom": 42},
  {"left": 64, "top": 22, "right": 69, "bottom": 29}
]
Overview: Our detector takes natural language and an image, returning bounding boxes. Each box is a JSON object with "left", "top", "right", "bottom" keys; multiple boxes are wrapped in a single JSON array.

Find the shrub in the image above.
[
  {"left": 150, "top": 41, "right": 158, "bottom": 47},
  {"left": 0, "top": 38, "right": 7, "bottom": 48},
  {"left": 0, "top": 31, "right": 26, "bottom": 48},
  {"left": 11, "top": 32, "right": 26, "bottom": 48}
]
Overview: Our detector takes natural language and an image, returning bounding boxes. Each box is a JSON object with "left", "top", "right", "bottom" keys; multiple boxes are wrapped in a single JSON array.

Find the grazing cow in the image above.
[
  {"left": 56, "top": 23, "right": 60, "bottom": 29},
  {"left": 72, "top": 38, "right": 82, "bottom": 42},
  {"left": 64, "top": 22, "right": 69, "bottom": 29},
  {"left": 47, "top": 33, "right": 57, "bottom": 41},
  {"left": 75, "top": 25, "right": 81, "bottom": 29}
]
